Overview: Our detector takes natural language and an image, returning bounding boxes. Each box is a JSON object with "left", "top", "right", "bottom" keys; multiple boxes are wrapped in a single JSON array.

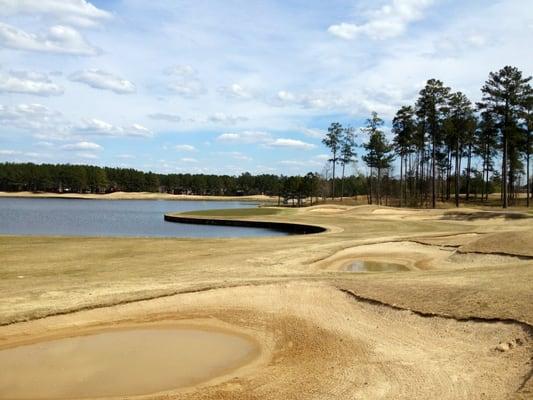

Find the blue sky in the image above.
[{"left": 0, "top": 0, "right": 531, "bottom": 175}]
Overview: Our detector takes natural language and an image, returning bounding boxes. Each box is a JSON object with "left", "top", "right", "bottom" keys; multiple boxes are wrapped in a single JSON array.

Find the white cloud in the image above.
[
  {"left": 70, "top": 69, "right": 135, "bottom": 94},
  {"left": 0, "top": 149, "right": 20, "bottom": 155},
  {"left": 168, "top": 80, "right": 205, "bottom": 98},
  {"left": 0, "top": 70, "right": 64, "bottom": 96},
  {"left": 165, "top": 65, "right": 196, "bottom": 76},
  {"left": 0, "top": 103, "right": 63, "bottom": 131},
  {"left": 277, "top": 90, "right": 296, "bottom": 102},
  {"left": 267, "top": 138, "right": 315, "bottom": 150},
  {"left": 180, "top": 157, "right": 198, "bottom": 163},
  {"left": 129, "top": 124, "right": 152, "bottom": 137},
  {"left": 148, "top": 113, "right": 181, "bottom": 122},
  {"left": 217, "top": 131, "right": 272, "bottom": 144},
  {"left": 207, "top": 112, "right": 248, "bottom": 125},
  {"left": 61, "top": 141, "right": 101, "bottom": 151},
  {"left": 0, "top": 0, "right": 112, "bottom": 27},
  {"left": 328, "top": 0, "right": 435, "bottom": 40},
  {"left": 165, "top": 64, "right": 206, "bottom": 98},
  {"left": 217, "top": 83, "right": 252, "bottom": 99},
  {"left": 0, "top": 149, "right": 48, "bottom": 158},
  {"left": 217, "top": 151, "right": 252, "bottom": 161},
  {"left": 301, "top": 128, "right": 325, "bottom": 139},
  {"left": 217, "top": 132, "right": 314, "bottom": 150},
  {"left": 276, "top": 89, "right": 353, "bottom": 110},
  {"left": 0, "top": 23, "right": 98, "bottom": 55},
  {"left": 75, "top": 119, "right": 153, "bottom": 138},
  {"left": 174, "top": 144, "right": 196, "bottom": 152}
]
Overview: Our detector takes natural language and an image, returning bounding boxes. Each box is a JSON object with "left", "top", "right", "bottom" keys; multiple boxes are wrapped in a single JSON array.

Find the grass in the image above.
[{"left": 183, "top": 207, "right": 282, "bottom": 217}]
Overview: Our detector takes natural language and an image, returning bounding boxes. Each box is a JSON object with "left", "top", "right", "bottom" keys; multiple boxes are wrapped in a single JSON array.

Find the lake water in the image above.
[{"left": 0, "top": 198, "right": 288, "bottom": 238}]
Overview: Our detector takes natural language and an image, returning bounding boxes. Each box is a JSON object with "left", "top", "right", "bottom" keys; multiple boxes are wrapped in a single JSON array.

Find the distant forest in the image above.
[
  {"left": 0, "top": 162, "right": 367, "bottom": 205},
  {"left": 1, "top": 66, "right": 531, "bottom": 208}
]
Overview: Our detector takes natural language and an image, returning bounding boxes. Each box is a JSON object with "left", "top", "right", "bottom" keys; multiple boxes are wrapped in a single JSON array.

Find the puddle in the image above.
[
  {"left": 347, "top": 260, "right": 409, "bottom": 272},
  {"left": 0, "top": 326, "right": 258, "bottom": 399}
]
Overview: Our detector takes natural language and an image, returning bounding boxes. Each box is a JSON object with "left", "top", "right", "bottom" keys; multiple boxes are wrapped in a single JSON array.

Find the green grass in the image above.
[{"left": 183, "top": 207, "right": 282, "bottom": 217}]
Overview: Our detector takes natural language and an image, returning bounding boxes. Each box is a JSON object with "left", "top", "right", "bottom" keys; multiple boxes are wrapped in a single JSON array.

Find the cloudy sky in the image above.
[{"left": 0, "top": 0, "right": 531, "bottom": 175}]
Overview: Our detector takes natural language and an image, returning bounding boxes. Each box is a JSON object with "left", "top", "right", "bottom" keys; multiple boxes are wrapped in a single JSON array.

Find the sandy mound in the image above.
[{"left": 459, "top": 230, "right": 533, "bottom": 257}]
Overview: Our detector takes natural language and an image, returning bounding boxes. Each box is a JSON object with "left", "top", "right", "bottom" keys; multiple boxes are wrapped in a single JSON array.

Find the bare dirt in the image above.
[{"left": 0, "top": 204, "right": 532, "bottom": 399}]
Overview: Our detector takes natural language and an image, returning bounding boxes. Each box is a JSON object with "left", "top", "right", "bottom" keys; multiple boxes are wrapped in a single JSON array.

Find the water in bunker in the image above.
[
  {"left": 348, "top": 260, "right": 409, "bottom": 272},
  {"left": 0, "top": 326, "right": 258, "bottom": 399}
]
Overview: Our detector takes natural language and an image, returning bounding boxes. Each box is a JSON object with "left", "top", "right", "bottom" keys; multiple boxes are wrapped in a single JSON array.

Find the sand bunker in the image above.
[{"left": 0, "top": 325, "right": 258, "bottom": 399}]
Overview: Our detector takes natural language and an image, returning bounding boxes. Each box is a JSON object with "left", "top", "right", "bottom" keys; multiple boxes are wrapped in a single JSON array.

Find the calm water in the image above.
[
  {"left": 348, "top": 260, "right": 409, "bottom": 272},
  {"left": 0, "top": 326, "right": 257, "bottom": 399},
  {"left": 0, "top": 198, "right": 288, "bottom": 238}
]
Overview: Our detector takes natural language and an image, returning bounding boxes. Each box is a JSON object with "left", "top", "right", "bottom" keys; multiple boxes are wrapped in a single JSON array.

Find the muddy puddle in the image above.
[
  {"left": 347, "top": 260, "right": 409, "bottom": 272},
  {"left": 0, "top": 325, "right": 258, "bottom": 399}
]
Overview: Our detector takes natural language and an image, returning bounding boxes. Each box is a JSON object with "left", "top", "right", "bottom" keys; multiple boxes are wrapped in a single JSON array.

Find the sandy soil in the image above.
[
  {"left": 0, "top": 191, "right": 277, "bottom": 202},
  {"left": 1, "top": 204, "right": 532, "bottom": 399}
]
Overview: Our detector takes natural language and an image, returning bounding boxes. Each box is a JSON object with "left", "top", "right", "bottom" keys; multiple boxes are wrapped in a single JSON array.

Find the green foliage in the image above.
[{"left": 361, "top": 112, "right": 394, "bottom": 171}]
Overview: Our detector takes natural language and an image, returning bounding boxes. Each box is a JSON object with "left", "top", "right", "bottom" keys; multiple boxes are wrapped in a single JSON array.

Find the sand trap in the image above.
[{"left": 0, "top": 325, "right": 258, "bottom": 399}]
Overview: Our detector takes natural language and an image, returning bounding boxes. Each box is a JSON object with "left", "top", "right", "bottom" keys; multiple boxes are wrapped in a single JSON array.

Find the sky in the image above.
[{"left": 0, "top": 0, "right": 532, "bottom": 176}]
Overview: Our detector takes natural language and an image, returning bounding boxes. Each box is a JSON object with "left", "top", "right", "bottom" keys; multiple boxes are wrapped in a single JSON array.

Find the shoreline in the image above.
[
  {"left": 0, "top": 191, "right": 278, "bottom": 202},
  {"left": 164, "top": 213, "right": 328, "bottom": 235}
]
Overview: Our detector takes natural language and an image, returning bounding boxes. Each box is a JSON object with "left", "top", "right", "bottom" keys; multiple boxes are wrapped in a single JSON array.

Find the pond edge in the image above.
[{"left": 164, "top": 214, "right": 327, "bottom": 235}]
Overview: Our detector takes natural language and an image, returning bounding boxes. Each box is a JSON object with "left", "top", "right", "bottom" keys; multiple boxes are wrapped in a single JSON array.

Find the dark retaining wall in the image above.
[{"left": 164, "top": 214, "right": 327, "bottom": 235}]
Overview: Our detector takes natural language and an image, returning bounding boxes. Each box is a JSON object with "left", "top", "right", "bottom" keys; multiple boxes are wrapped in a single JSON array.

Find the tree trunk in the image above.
[
  {"left": 446, "top": 146, "right": 452, "bottom": 201},
  {"left": 377, "top": 167, "right": 381, "bottom": 206},
  {"left": 527, "top": 131, "right": 531, "bottom": 208},
  {"left": 503, "top": 103, "right": 509, "bottom": 209},
  {"left": 466, "top": 142, "right": 472, "bottom": 201},
  {"left": 455, "top": 136, "right": 460, "bottom": 208},
  {"left": 331, "top": 151, "right": 336, "bottom": 200},
  {"left": 368, "top": 170, "right": 373, "bottom": 205},
  {"left": 341, "top": 163, "right": 346, "bottom": 202},
  {"left": 399, "top": 155, "right": 403, "bottom": 207},
  {"left": 432, "top": 134, "right": 436, "bottom": 208}
]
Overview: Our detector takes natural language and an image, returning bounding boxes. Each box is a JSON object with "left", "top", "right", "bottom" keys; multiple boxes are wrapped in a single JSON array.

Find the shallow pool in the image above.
[
  {"left": 0, "top": 326, "right": 258, "bottom": 399},
  {"left": 347, "top": 260, "right": 409, "bottom": 272}
]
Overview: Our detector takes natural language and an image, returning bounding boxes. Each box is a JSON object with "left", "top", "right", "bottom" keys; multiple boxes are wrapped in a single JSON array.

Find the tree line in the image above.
[
  {"left": 0, "top": 161, "right": 371, "bottom": 204},
  {"left": 322, "top": 65, "right": 532, "bottom": 208},
  {"left": 1, "top": 66, "right": 530, "bottom": 208}
]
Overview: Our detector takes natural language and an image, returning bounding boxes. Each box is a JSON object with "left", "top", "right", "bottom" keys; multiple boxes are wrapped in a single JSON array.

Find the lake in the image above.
[{"left": 0, "top": 198, "right": 288, "bottom": 238}]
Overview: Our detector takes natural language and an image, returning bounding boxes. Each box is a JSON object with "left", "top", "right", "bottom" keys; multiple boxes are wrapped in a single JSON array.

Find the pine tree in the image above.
[
  {"left": 392, "top": 106, "right": 416, "bottom": 207},
  {"left": 446, "top": 92, "right": 475, "bottom": 207},
  {"left": 322, "top": 122, "right": 343, "bottom": 199},
  {"left": 339, "top": 127, "right": 356, "bottom": 199},
  {"left": 416, "top": 79, "right": 451, "bottom": 208},
  {"left": 475, "top": 110, "right": 499, "bottom": 201},
  {"left": 479, "top": 66, "right": 532, "bottom": 208},
  {"left": 362, "top": 112, "right": 394, "bottom": 205}
]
